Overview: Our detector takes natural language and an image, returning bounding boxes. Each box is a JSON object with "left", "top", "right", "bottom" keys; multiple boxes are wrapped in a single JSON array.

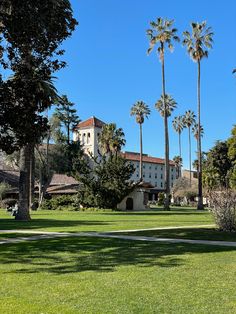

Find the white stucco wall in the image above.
[{"left": 117, "top": 188, "right": 150, "bottom": 211}]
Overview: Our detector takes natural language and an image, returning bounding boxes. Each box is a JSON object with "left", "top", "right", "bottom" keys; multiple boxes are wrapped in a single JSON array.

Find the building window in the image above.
[
  {"left": 137, "top": 164, "right": 139, "bottom": 168},
  {"left": 143, "top": 165, "right": 145, "bottom": 169},
  {"left": 143, "top": 173, "right": 145, "bottom": 178},
  {"left": 171, "top": 175, "right": 173, "bottom": 180},
  {"left": 87, "top": 132, "right": 90, "bottom": 144},
  {"left": 171, "top": 168, "right": 173, "bottom": 172},
  {"left": 161, "top": 174, "right": 163, "bottom": 179},
  {"left": 97, "top": 133, "right": 100, "bottom": 137},
  {"left": 149, "top": 173, "right": 151, "bottom": 178},
  {"left": 155, "top": 182, "right": 157, "bottom": 187},
  {"left": 149, "top": 165, "right": 152, "bottom": 170},
  {"left": 136, "top": 173, "right": 139, "bottom": 177},
  {"left": 155, "top": 174, "right": 157, "bottom": 179},
  {"left": 155, "top": 166, "right": 157, "bottom": 170},
  {"left": 161, "top": 167, "right": 163, "bottom": 171},
  {"left": 161, "top": 182, "right": 163, "bottom": 188}
]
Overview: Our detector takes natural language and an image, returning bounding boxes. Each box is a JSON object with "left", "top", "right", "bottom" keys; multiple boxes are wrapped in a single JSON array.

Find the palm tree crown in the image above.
[
  {"left": 147, "top": 17, "right": 180, "bottom": 59},
  {"left": 172, "top": 115, "right": 184, "bottom": 134},
  {"left": 130, "top": 101, "right": 150, "bottom": 124},
  {"left": 99, "top": 123, "right": 126, "bottom": 156},
  {"left": 183, "top": 110, "right": 196, "bottom": 128},
  {"left": 182, "top": 21, "right": 214, "bottom": 62},
  {"left": 155, "top": 94, "right": 177, "bottom": 117},
  {"left": 192, "top": 122, "right": 204, "bottom": 140}
]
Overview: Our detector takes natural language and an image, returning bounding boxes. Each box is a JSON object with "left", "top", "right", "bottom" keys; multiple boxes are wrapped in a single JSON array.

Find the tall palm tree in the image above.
[
  {"left": 147, "top": 17, "right": 179, "bottom": 210},
  {"left": 183, "top": 110, "right": 196, "bottom": 187},
  {"left": 183, "top": 21, "right": 213, "bottom": 209},
  {"left": 172, "top": 115, "right": 184, "bottom": 158},
  {"left": 192, "top": 122, "right": 204, "bottom": 152},
  {"left": 155, "top": 94, "right": 177, "bottom": 195},
  {"left": 173, "top": 155, "right": 183, "bottom": 179},
  {"left": 130, "top": 101, "right": 150, "bottom": 181},
  {"left": 99, "top": 123, "right": 126, "bottom": 157}
]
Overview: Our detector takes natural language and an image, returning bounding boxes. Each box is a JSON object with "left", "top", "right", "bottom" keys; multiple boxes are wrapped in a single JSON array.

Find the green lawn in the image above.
[
  {"left": 0, "top": 236, "right": 236, "bottom": 314},
  {"left": 120, "top": 227, "right": 236, "bottom": 242},
  {"left": 0, "top": 207, "right": 214, "bottom": 233},
  {"left": 1, "top": 208, "right": 236, "bottom": 313}
]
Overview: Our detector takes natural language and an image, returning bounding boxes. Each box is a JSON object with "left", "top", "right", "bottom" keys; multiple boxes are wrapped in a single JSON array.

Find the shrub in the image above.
[
  {"left": 1, "top": 198, "right": 17, "bottom": 209},
  {"left": 157, "top": 192, "right": 165, "bottom": 206},
  {"left": 40, "top": 195, "right": 78, "bottom": 210},
  {"left": 208, "top": 190, "right": 236, "bottom": 232}
]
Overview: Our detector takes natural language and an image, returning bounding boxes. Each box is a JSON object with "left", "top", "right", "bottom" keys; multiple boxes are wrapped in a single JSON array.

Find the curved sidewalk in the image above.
[{"left": 0, "top": 227, "right": 236, "bottom": 247}]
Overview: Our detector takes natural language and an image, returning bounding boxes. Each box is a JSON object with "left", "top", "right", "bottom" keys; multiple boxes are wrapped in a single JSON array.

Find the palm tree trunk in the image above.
[
  {"left": 161, "top": 47, "right": 170, "bottom": 210},
  {"left": 139, "top": 123, "right": 143, "bottom": 181},
  {"left": 188, "top": 127, "right": 192, "bottom": 187},
  {"left": 179, "top": 131, "right": 182, "bottom": 177},
  {"left": 179, "top": 131, "right": 182, "bottom": 158},
  {"left": 197, "top": 60, "right": 203, "bottom": 209},
  {"left": 16, "top": 145, "right": 31, "bottom": 221}
]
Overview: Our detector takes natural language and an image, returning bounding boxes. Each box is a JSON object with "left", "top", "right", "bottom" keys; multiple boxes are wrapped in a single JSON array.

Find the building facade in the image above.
[{"left": 73, "top": 116, "right": 178, "bottom": 190}]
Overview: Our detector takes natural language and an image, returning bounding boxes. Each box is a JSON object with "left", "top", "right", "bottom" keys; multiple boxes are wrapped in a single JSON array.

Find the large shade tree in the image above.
[
  {"left": 0, "top": 0, "right": 77, "bottom": 220},
  {"left": 130, "top": 101, "right": 150, "bottom": 181},
  {"left": 147, "top": 17, "right": 179, "bottom": 210},
  {"left": 183, "top": 21, "right": 213, "bottom": 209}
]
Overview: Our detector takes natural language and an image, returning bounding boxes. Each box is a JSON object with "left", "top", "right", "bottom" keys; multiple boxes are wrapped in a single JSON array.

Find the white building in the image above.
[{"left": 73, "top": 116, "right": 178, "bottom": 193}]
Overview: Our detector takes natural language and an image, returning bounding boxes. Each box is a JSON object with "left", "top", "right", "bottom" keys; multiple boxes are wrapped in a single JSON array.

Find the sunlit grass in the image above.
[
  {"left": 0, "top": 207, "right": 214, "bottom": 233},
  {"left": 0, "top": 236, "right": 236, "bottom": 314}
]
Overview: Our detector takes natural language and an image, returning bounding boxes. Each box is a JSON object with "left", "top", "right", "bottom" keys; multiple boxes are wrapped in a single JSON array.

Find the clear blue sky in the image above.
[{"left": 55, "top": 0, "right": 236, "bottom": 169}]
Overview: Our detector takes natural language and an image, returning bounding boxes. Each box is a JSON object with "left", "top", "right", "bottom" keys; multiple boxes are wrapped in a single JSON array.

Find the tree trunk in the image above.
[
  {"left": 16, "top": 145, "right": 31, "bottom": 220},
  {"left": 179, "top": 131, "right": 182, "bottom": 177},
  {"left": 139, "top": 123, "right": 143, "bottom": 181},
  {"left": 197, "top": 60, "right": 204, "bottom": 209},
  {"left": 161, "top": 47, "right": 170, "bottom": 210},
  {"left": 188, "top": 127, "right": 192, "bottom": 187},
  {"left": 29, "top": 143, "right": 35, "bottom": 209}
]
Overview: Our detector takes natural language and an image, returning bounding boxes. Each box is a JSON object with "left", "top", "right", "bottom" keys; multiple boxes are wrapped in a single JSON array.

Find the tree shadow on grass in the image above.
[
  {"left": 0, "top": 218, "right": 109, "bottom": 231},
  {"left": 104, "top": 211, "right": 210, "bottom": 216},
  {"left": 0, "top": 236, "right": 235, "bottom": 275},
  {"left": 121, "top": 228, "right": 236, "bottom": 242}
]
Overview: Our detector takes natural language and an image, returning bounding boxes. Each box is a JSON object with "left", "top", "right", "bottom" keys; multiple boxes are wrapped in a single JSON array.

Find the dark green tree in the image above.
[
  {"left": 75, "top": 155, "right": 135, "bottom": 209},
  {"left": 0, "top": 0, "right": 78, "bottom": 220},
  {"left": 54, "top": 95, "right": 80, "bottom": 145},
  {"left": 204, "top": 141, "right": 232, "bottom": 189}
]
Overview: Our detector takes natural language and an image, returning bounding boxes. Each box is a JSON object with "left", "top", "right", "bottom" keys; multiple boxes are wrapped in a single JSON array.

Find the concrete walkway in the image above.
[{"left": 1, "top": 228, "right": 236, "bottom": 247}]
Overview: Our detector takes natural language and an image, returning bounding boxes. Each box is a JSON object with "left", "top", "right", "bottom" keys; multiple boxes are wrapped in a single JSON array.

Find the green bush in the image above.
[
  {"left": 157, "top": 192, "right": 165, "bottom": 206},
  {"left": 40, "top": 195, "right": 78, "bottom": 210},
  {"left": 1, "top": 198, "right": 17, "bottom": 209}
]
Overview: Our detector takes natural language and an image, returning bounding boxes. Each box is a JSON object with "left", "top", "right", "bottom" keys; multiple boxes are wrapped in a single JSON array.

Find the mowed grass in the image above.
[
  {"left": 0, "top": 207, "right": 214, "bottom": 233},
  {"left": 0, "top": 236, "right": 236, "bottom": 314},
  {"left": 120, "top": 227, "right": 236, "bottom": 242},
  {"left": 0, "top": 209, "right": 236, "bottom": 313}
]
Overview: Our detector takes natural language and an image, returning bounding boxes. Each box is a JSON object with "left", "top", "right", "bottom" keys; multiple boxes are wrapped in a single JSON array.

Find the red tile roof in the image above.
[
  {"left": 74, "top": 116, "right": 105, "bottom": 129},
  {"left": 49, "top": 174, "right": 79, "bottom": 186},
  {"left": 122, "top": 152, "right": 175, "bottom": 166}
]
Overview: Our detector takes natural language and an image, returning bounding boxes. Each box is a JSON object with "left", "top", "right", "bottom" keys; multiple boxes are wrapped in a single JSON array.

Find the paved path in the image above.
[{"left": 1, "top": 227, "right": 236, "bottom": 247}]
